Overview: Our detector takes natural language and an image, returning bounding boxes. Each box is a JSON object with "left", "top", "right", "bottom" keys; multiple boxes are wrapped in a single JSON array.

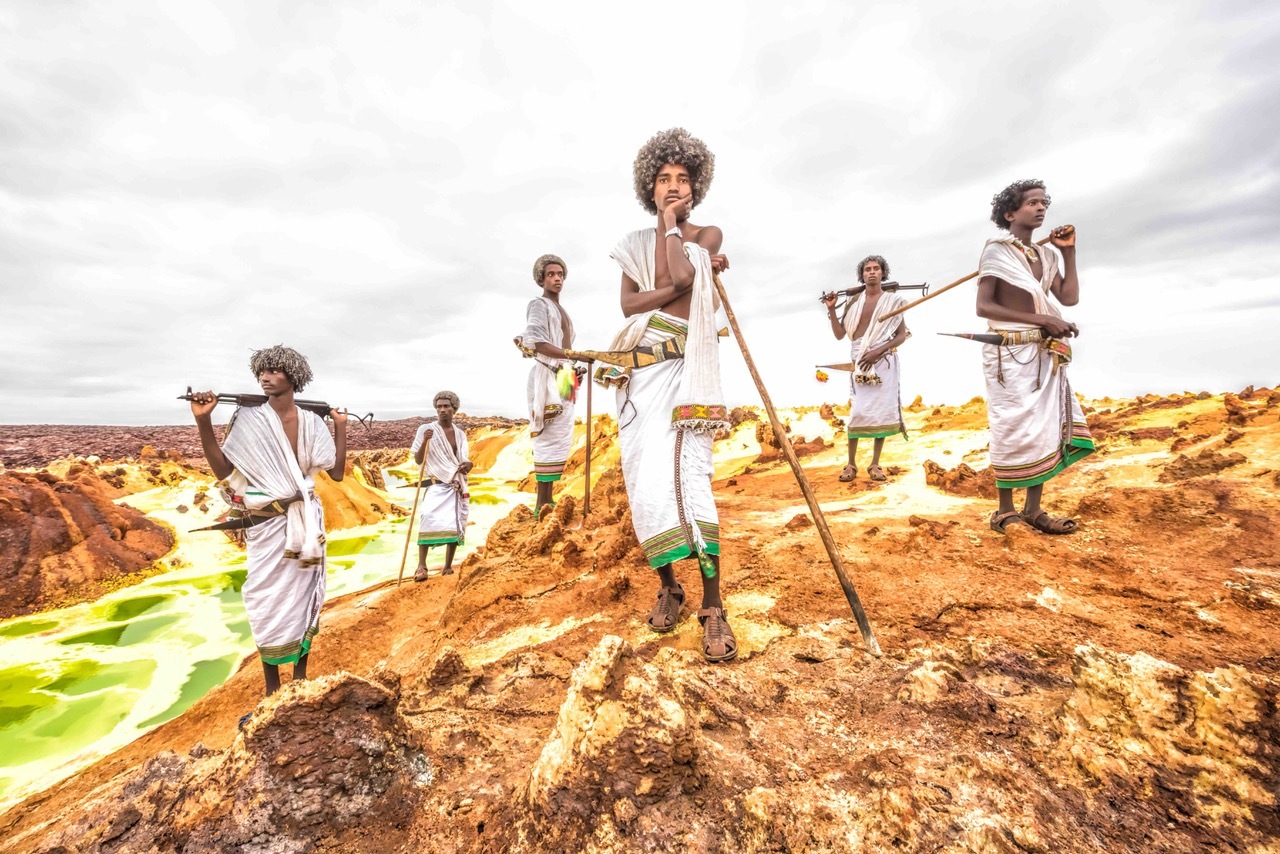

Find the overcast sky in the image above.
[{"left": 1, "top": 0, "right": 1277, "bottom": 425}]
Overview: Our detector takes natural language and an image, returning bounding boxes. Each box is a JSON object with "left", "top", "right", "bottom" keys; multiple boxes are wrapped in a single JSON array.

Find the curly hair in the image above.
[
  {"left": 632, "top": 127, "right": 716, "bottom": 214},
  {"left": 249, "top": 344, "right": 314, "bottom": 392},
  {"left": 434, "top": 390, "right": 460, "bottom": 410},
  {"left": 532, "top": 253, "right": 567, "bottom": 286},
  {"left": 856, "top": 255, "right": 890, "bottom": 283},
  {"left": 990, "top": 179, "right": 1051, "bottom": 230}
]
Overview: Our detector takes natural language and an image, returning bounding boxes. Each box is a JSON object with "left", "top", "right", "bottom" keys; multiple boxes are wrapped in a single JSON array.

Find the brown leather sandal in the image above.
[
  {"left": 868, "top": 463, "right": 886, "bottom": 482},
  {"left": 989, "top": 510, "right": 1024, "bottom": 534},
  {"left": 697, "top": 607, "right": 738, "bottom": 662},
  {"left": 413, "top": 566, "right": 429, "bottom": 582},
  {"left": 838, "top": 464, "right": 857, "bottom": 482},
  {"left": 646, "top": 584, "right": 685, "bottom": 633},
  {"left": 1022, "top": 510, "right": 1078, "bottom": 535}
]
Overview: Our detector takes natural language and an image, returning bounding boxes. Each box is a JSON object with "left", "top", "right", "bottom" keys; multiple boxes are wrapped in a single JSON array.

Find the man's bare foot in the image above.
[
  {"left": 413, "top": 566, "right": 429, "bottom": 582},
  {"left": 839, "top": 464, "right": 857, "bottom": 482}
]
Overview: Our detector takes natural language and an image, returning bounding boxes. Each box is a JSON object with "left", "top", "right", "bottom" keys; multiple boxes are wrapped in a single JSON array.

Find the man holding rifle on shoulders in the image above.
[
  {"left": 188, "top": 344, "right": 347, "bottom": 716},
  {"left": 822, "top": 255, "right": 911, "bottom": 483}
]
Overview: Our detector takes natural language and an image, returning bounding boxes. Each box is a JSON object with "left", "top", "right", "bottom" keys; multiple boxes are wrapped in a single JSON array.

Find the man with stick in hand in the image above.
[
  {"left": 516, "top": 253, "right": 577, "bottom": 521},
  {"left": 596, "top": 127, "right": 737, "bottom": 662},
  {"left": 976, "top": 180, "right": 1094, "bottom": 535},
  {"left": 410, "top": 391, "right": 472, "bottom": 580},
  {"left": 189, "top": 344, "right": 347, "bottom": 708},
  {"left": 822, "top": 255, "right": 911, "bottom": 482}
]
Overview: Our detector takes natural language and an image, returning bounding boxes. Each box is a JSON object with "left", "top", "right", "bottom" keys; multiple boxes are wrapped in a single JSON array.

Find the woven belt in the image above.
[{"left": 999, "top": 329, "right": 1044, "bottom": 346}]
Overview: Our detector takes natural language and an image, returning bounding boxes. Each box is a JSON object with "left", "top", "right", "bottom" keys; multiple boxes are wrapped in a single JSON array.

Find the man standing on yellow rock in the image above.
[
  {"left": 822, "top": 255, "right": 911, "bottom": 483},
  {"left": 516, "top": 253, "right": 577, "bottom": 522},
  {"left": 594, "top": 128, "right": 737, "bottom": 663},
  {"left": 976, "top": 179, "right": 1094, "bottom": 535},
  {"left": 188, "top": 344, "right": 347, "bottom": 708},
  {"left": 411, "top": 391, "right": 472, "bottom": 580}
]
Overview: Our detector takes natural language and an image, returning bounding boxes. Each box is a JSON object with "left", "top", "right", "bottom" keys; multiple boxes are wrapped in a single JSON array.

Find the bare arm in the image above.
[
  {"left": 533, "top": 342, "right": 568, "bottom": 359},
  {"left": 1051, "top": 246, "right": 1079, "bottom": 306},
  {"left": 326, "top": 412, "right": 348, "bottom": 481},
  {"left": 621, "top": 271, "right": 686, "bottom": 317},
  {"left": 822, "top": 293, "right": 847, "bottom": 340},
  {"left": 189, "top": 392, "right": 234, "bottom": 480}
]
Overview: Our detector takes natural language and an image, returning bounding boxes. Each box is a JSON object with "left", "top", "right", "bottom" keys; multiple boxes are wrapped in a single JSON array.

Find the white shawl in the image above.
[
  {"left": 842, "top": 290, "right": 909, "bottom": 364},
  {"left": 412, "top": 423, "right": 470, "bottom": 495},
  {"left": 978, "top": 236, "right": 1065, "bottom": 331},
  {"left": 519, "top": 297, "right": 575, "bottom": 434},
  {"left": 221, "top": 405, "right": 336, "bottom": 567},
  {"left": 608, "top": 228, "right": 726, "bottom": 432}
]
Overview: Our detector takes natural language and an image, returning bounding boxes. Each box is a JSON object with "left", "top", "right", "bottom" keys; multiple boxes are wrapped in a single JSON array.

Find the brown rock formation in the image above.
[
  {"left": 0, "top": 469, "right": 175, "bottom": 618},
  {"left": 1158, "top": 449, "right": 1247, "bottom": 482},
  {"left": 22, "top": 672, "right": 422, "bottom": 853},
  {"left": 923, "top": 459, "right": 998, "bottom": 499}
]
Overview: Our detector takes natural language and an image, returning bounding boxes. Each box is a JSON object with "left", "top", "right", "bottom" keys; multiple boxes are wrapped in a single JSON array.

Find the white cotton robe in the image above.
[
  {"left": 842, "top": 290, "right": 909, "bottom": 440},
  {"left": 520, "top": 296, "right": 576, "bottom": 482},
  {"left": 607, "top": 228, "right": 728, "bottom": 570},
  {"left": 220, "top": 404, "right": 336, "bottom": 665},
  {"left": 411, "top": 423, "right": 470, "bottom": 545},
  {"left": 978, "top": 237, "right": 1094, "bottom": 488}
]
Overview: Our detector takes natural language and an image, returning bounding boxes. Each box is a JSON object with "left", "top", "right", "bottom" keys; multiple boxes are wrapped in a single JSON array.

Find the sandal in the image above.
[
  {"left": 1022, "top": 510, "right": 1078, "bottom": 535},
  {"left": 838, "top": 464, "right": 857, "bottom": 482},
  {"left": 441, "top": 567, "right": 455, "bottom": 576},
  {"left": 697, "top": 608, "right": 738, "bottom": 662},
  {"left": 868, "top": 463, "right": 886, "bottom": 482},
  {"left": 989, "top": 510, "right": 1024, "bottom": 534},
  {"left": 413, "top": 566, "right": 429, "bottom": 582},
  {"left": 238, "top": 712, "right": 252, "bottom": 731},
  {"left": 646, "top": 584, "right": 685, "bottom": 633}
]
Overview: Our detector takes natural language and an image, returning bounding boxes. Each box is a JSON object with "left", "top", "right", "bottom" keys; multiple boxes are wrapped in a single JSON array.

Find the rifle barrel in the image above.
[
  {"left": 817, "top": 282, "right": 929, "bottom": 302},
  {"left": 177, "top": 388, "right": 375, "bottom": 429}
]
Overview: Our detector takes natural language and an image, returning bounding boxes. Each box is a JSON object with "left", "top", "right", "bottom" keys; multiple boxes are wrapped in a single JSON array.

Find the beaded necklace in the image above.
[{"left": 1010, "top": 237, "right": 1039, "bottom": 263}]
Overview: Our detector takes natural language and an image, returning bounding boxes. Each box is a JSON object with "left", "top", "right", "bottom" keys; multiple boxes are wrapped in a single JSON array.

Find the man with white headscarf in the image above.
[{"left": 410, "top": 390, "right": 472, "bottom": 580}]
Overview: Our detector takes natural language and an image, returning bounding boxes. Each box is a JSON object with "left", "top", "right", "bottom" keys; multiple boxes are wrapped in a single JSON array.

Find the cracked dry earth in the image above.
[{"left": 4, "top": 387, "right": 1280, "bottom": 852}]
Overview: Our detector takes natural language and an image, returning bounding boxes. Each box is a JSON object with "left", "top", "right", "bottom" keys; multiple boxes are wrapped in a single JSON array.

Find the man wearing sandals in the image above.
[
  {"left": 410, "top": 391, "right": 473, "bottom": 580},
  {"left": 976, "top": 180, "right": 1094, "bottom": 535},
  {"left": 595, "top": 128, "right": 737, "bottom": 662},
  {"left": 822, "top": 255, "right": 911, "bottom": 483}
]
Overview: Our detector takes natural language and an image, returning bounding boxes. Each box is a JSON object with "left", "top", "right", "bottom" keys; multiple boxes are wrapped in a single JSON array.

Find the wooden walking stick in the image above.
[
  {"left": 879, "top": 235, "right": 1054, "bottom": 321},
  {"left": 583, "top": 360, "right": 593, "bottom": 517},
  {"left": 713, "top": 272, "right": 882, "bottom": 656},
  {"left": 397, "top": 430, "right": 432, "bottom": 587}
]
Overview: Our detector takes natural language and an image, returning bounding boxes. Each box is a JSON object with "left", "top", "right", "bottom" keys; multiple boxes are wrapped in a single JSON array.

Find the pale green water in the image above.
[{"left": 0, "top": 470, "right": 525, "bottom": 814}]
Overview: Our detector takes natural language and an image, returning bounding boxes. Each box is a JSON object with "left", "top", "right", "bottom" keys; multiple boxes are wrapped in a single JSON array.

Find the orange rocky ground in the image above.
[{"left": 3, "top": 387, "right": 1279, "bottom": 852}]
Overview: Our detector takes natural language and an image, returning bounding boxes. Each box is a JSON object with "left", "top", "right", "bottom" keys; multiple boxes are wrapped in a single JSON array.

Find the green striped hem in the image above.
[
  {"left": 259, "top": 625, "right": 319, "bottom": 666},
  {"left": 535, "top": 474, "right": 562, "bottom": 482},
  {"left": 847, "top": 425, "right": 904, "bottom": 439},
  {"left": 641, "top": 522, "right": 720, "bottom": 568},
  {"left": 418, "top": 533, "right": 463, "bottom": 545},
  {"left": 995, "top": 438, "right": 1095, "bottom": 489}
]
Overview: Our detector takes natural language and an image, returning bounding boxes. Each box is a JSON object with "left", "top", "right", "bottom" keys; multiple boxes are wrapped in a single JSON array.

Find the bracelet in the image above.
[{"left": 664, "top": 226, "right": 682, "bottom": 239}]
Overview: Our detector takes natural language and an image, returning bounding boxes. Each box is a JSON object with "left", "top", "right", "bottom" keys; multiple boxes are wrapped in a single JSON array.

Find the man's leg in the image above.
[
  {"left": 262, "top": 662, "right": 282, "bottom": 695},
  {"left": 868, "top": 438, "right": 888, "bottom": 481},
  {"left": 293, "top": 652, "right": 309, "bottom": 681},
  {"left": 414, "top": 544, "right": 430, "bottom": 581},
  {"left": 443, "top": 543, "right": 457, "bottom": 575},
  {"left": 991, "top": 486, "right": 1022, "bottom": 533},
  {"left": 1021, "top": 483, "right": 1078, "bottom": 533},
  {"left": 646, "top": 563, "right": 684, "bottom": 632},
  {"left": 840, "top": 438, "right": 859, "bottom": 481},
  {"left": 697, "top": 556, "right": 736, "bottom": 662},
  {"left": 535, "top": 480, "right": 554, "bottom": 519}
]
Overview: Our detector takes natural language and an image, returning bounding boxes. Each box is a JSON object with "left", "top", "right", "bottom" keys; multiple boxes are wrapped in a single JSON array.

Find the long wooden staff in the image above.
[
  {"left": 583, "top": 360, "right": 593, "bottom": 516},
  {"left": 713, "top": 272, "right": 882, "bottom": 656},
  {"left": 880, "top": 235, "right": 1052, "bottom": 321},
  {"left": 397, "top": 429, "right": 431, "bottom": 587}
]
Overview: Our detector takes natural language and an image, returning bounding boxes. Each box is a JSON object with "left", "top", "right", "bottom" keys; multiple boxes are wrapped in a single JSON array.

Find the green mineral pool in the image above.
[{"left": 0, "top": 473, "right": 524, "bottom": 814}]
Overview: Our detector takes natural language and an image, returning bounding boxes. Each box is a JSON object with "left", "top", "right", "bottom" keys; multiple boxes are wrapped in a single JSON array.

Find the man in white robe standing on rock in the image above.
[
  {"left": 411, "top": 391, "right": 472, "bottom": 581},
  {"left": 822, "top": 255, "right": 911, "bottom": 483},
  {"left": 189, "top": 344, "right": 347, "bottom": 716}
]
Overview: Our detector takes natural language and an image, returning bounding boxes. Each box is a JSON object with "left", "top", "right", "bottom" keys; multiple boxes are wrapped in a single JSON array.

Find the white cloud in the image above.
[{"left": 0, "top": 0, "right": 1277, "bottom": 426}]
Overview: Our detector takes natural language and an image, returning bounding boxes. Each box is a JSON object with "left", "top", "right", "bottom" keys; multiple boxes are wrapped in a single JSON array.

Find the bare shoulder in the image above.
[{"left": 691, "top": 222, "right": 723, "bottom": 252}]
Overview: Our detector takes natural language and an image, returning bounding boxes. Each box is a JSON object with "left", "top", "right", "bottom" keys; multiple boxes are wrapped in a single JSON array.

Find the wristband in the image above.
[{"left": 664, "top": 226, "right": 682, "bottom": 240}]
